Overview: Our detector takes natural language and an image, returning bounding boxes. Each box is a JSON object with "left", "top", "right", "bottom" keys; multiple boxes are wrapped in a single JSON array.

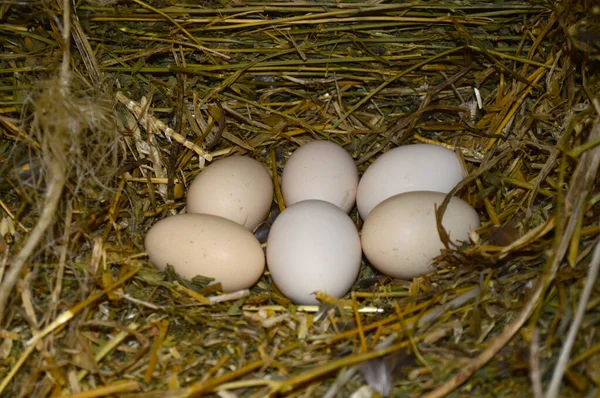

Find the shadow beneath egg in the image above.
[{"left": 253, "top": 203, "right": 281, "bottom": 243}]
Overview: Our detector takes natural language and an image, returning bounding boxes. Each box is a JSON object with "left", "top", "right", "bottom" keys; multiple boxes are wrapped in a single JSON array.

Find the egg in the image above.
[
  {"left": 266, "top": 200, "right": 362, "bottom": 304},
  {"left": 356, "top": 144, "right": 466, "bottom": 220},
  {"left": 145, "top": 213, "right": 265, "bottom": 291},
  {"left": 281, "top": 141, "right": 358, "bottom": 213},
  {"left": 361, "top": 191, "right": 480, "bottom": 279},
  {"left": 186, "top": 156, "right": 273, "bottom": 231}
]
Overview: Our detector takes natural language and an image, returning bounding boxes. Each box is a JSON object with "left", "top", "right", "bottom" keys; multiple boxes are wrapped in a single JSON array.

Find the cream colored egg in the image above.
[
  {"left": 356, "top": 144, "right": 466, "bottom": 220},
  {"left": 266, "top": 200, "right": 362, "bottom": 304},
  {"left": 145, "top": 213, "right": 265, "bottom": 291},
  {"left": 361, "top": 191, "right": 480, "bottom": 279},
  {"left": 281, "top": 141, "right": 358, "bottom": 213},
  {"left": 186, "top": 156, "right": 273, "bottom": 231}
]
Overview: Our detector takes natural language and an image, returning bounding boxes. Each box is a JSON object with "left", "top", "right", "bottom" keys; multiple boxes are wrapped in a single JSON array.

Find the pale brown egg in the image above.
[
  {"left": 145, "top": 213, "right": 265, "bottom": 291},
  {"left": 186, "top": 156, "right": 273, "bottom": 231},
  {"left": 361, "top": 191, "right": 480, "bottom": 279}
]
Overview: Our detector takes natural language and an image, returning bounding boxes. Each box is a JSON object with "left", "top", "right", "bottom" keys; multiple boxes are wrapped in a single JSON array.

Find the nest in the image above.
[{"left": 0, "top": 1, "right": 599, "bottom": 397}]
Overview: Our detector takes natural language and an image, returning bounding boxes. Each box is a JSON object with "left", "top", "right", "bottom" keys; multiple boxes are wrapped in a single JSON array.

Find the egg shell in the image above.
[
  {"left": 361, "top": 191, "right": 480, "bottom": 279},
  {"left": 281, "top": 141, "right": 359, "bottom": 213},
  {"left": 145, "top": 213, "right": 265, "bottom": 291},
  {"left": 356, "top": 144, "right": 466, "bottom": 220},
  {"left": 266, "top": 200, "right": 362, "bottom": 304},
  {"left": 186, "top": 156, "right": 273, "bottom": 231}
]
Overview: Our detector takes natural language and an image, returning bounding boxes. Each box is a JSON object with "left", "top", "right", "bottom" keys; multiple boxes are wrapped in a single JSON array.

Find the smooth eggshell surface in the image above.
[
  {"left": 356, "top": 144, "right": 466, "bottom": 220},
  {"left": 281, "top": 141, "right": 358, "bottom": 213},
  {"left": 361, "top": 191, "right": 480, "bottom": 279},
  {"left": 145, "top": 213, "right": 265, "bottom": 291},
  {"left": 186, "top": 156, "right": 273, "bottom": 231},
  {"left": 266, "top": 200, "right": 362, "bottom": 304}
]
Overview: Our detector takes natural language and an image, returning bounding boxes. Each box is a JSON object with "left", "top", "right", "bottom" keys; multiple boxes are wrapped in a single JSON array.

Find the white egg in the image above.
[
  {"left": 266, "top": 200, "right": 362, "bottom": 304},
  {"left": 356, "top": 144, "right": 466, "bottom": 220},
  {"left": 145, "top": 213, "right": 265, "bottom": 291},
  {"left": 186, "top": 156, "right": 273, "bottom": 231},
  {"left": 361, "top": 191, "right": 480, "bottom": 279},
  {"left": 281, "top": 140, "right": 358, "bottom": 213}
]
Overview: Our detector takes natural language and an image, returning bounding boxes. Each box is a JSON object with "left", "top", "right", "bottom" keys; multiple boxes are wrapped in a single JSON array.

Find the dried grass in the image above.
[{"left": 0, "top": 0, "right": 599, "bottom": 397}]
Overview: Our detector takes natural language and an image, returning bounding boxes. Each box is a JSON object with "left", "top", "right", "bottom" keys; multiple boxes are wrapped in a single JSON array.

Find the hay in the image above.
[{"left": 0, "top": 0, "right": 599, "bottom": 396}]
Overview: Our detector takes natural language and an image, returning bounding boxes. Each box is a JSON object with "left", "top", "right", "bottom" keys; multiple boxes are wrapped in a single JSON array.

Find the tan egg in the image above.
[
  {"left": 361, "top": 191, "right": 480, "bottom": 279},
  {"left": 145, "top": 213, "right": 265, "bottom": 291},
  {"left": 282, "top": 141, "right": 359, "bottom": 213},
  {"left": 186, "top": 156, "right": 273, "bottom": 231}
]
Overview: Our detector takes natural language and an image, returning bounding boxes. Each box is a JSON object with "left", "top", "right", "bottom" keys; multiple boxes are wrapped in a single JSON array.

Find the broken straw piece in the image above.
[{"left": 116, "top": 92, "right": 213, "bottom": 162}]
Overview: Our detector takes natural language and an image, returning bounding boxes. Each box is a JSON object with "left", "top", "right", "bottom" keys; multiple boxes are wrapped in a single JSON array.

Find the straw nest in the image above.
[{"left": 0, "top": 1, "right": 599, "bottom": 397}]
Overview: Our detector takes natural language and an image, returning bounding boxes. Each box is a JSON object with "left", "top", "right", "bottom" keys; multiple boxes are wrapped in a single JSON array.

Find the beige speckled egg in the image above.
[
  {"left": 186, "top": 156, "right": 273, "bottom": 231},
  {"left": 145, "top": 213, "right": 265, "bottom": 291},
  {"left": 281, "top": 141, "right": 358, "bottom": 213},
  {"left": 361, "top": 191, "right": 480, "bottom": 279},
  {"left": 266, "top": 200, "right": 362, "bottom": 304},
  {"left": 356, "top": 144, "right": 466, "bottom": 220}
]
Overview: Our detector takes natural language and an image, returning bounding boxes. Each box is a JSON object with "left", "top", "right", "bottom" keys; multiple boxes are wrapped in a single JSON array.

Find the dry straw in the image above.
[{"left": 0, "top": 0, "right": 599, "bottom": 397}]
